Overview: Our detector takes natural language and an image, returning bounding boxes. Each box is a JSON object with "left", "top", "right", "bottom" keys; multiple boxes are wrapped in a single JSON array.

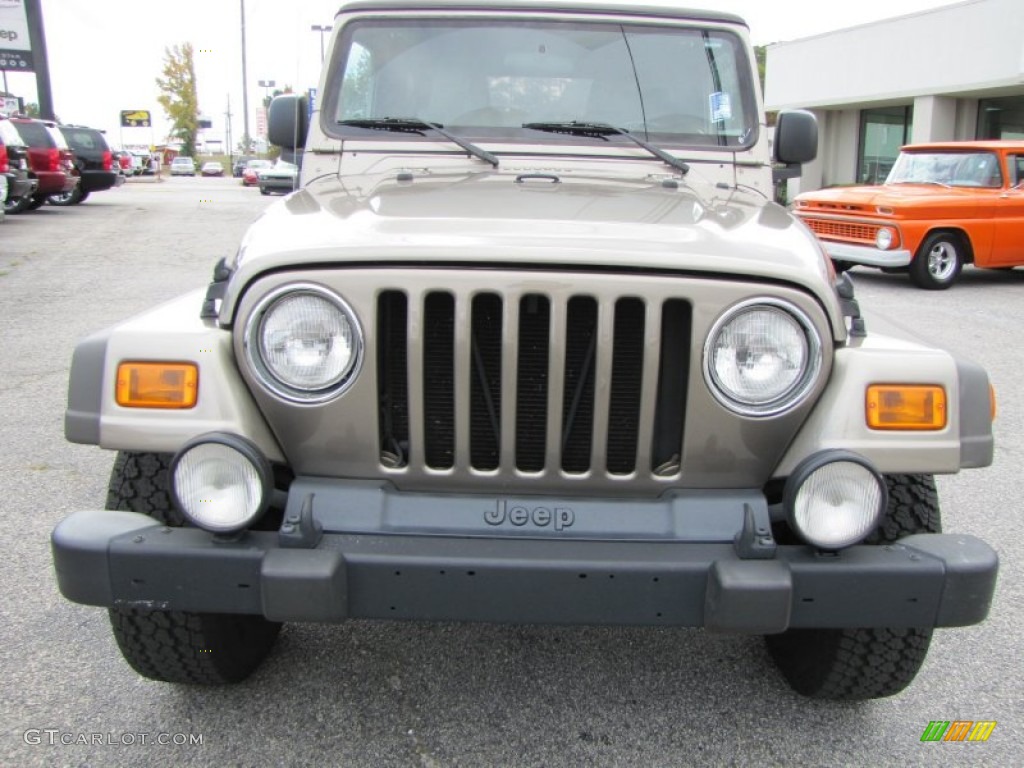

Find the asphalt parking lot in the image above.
[{"left": 1, "top": 176, "right": 1021, "bottom": 766}]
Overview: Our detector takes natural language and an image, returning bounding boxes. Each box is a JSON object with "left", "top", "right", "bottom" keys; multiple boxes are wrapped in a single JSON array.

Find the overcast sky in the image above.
[{"left": 2, "top": 0, "right": 966, "bottom": 149}]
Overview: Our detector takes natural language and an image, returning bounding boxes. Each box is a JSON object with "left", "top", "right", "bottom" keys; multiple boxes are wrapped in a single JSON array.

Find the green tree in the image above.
[
  {"left": 262, "top": 84, "right": 294, "bottom": 109},
  {"left": 156, "top": 43, "right": 199, "bottom": 158},
  {"left": 754, "top": 45, "right": 766, "bottom": 95}
]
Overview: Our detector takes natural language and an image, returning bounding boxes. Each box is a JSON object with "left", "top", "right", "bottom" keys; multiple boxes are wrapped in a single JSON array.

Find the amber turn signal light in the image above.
[
  {"left": 866, "top": 385, "right": 946, "bottom": 430},
  {"left": 116, "top": 362, "right": 198, "bottom": 408}
]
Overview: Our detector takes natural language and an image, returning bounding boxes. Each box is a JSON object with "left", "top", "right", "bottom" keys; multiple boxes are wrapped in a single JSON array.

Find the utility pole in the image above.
[
  {"left": 240, "top": 0, "right": 251, "bottom": 152},
  {"left": 225, "top": 94, "right": 233, "bottom": 170},
  {"left": 23, "top": 0, "right": 55, "bottom": 120}
]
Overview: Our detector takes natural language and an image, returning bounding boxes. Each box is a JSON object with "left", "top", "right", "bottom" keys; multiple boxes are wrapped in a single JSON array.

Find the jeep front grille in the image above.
[{"left": 376, "top": 289, "right": 692, "bottom": 479}]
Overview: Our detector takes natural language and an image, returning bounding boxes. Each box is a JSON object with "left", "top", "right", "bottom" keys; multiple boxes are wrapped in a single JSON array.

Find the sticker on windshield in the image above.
[{"left": 710, "top": 92, "right": 732, "bottom": 122}]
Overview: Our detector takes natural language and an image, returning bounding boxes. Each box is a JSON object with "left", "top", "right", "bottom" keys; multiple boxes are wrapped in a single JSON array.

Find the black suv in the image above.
[
  {"left": 0, "top": 117, "right": 40, "bottom": 214},
  {"left": 50, "top": 124, "right": 124, "bottom": 205}
]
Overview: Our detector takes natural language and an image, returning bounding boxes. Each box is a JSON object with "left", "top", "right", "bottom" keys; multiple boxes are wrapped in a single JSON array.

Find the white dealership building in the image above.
[{"left": 765, "top": 0, "right": 1024, "bottom": 193}]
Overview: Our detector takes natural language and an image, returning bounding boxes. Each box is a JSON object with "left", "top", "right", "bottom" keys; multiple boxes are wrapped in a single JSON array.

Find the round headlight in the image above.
[
  {"left": 171, "top": 434, "right": 273, "bottom": 534},
  {"left": 875, "top": 227, "right": 894, "bottom": 250},
  {"left": 246, "top": 284, "right": 363, "bottom": 402},
  {"left": 703, "top": 299, "right": 822, "bottom": 416},
  {"left": 784, "top": 451, "right": 886, "bottom": 550}
]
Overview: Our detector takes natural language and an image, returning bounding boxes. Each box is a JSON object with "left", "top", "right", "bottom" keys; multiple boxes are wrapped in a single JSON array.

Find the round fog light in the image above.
[
  {"left": 784, "top": 451, "right": 886, "bottom": 550},
  {"left": 171, "top": 434, "right": 273, "bottom": 534}
]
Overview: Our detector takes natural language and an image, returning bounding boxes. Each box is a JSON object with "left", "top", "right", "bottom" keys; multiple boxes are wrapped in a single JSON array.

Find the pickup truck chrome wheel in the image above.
[
  {"left": 105, "top": 451, "right": 281, "bottom": 684},
  {"left": 765, "top": 474, "right": 940, "bottom": 700},
  {"left": 910, "top": 233, "right": 964, "bottom": 289}
]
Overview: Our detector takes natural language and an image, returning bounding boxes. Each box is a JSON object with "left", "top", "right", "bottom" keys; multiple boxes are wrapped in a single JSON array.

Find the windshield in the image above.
[
  {"left": 328, "top": 18, "right": 757, "bottom": 148},
  {"left": 886, "top": 151, "right": 1003, "bottom": 188}
]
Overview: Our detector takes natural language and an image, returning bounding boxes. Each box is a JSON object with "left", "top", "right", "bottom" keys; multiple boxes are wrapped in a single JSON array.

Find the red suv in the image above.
[{"left": 8, "top": 117, "right": 78, "bottom": 211}]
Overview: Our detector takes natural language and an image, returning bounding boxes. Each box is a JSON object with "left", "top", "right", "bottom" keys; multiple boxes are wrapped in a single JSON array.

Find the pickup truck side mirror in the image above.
[
  {"left": 268, "top": 95, "right": 309, "bottom": 165},
  {"left": 773, "top": 109, "right": 817, "bottom": 183}
]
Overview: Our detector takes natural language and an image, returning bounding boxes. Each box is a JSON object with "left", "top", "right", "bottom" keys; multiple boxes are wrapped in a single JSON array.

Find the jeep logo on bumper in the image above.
[{"left": 484, "top": 500, "right": 575, "bottom": 530}]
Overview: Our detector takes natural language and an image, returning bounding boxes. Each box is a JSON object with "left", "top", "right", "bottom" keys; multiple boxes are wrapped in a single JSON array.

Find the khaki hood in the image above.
[{"left": 223, "top": 166, "right": 838, "bottom": 323}]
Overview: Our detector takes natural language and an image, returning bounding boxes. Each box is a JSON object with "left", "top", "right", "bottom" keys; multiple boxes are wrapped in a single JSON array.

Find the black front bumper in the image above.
[{"left": 52, "top": 510, "right": 997, "bottom": 633}]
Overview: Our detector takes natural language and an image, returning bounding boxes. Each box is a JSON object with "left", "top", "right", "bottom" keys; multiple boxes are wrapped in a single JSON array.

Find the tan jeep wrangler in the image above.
[{"left": 53, "top": 0, "right": 997, "bottom": 700}]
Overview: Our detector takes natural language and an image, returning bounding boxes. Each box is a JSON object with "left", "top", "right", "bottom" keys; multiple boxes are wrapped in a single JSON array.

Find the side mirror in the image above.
[
  {"left": 773, "top": 109, "right": 817, "bottom": 182},
  {"left": 268, "top": 95, "right": 308, "bottom": 164}
]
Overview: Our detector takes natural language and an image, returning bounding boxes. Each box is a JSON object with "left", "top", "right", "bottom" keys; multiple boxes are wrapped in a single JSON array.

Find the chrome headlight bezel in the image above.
[
  {"left": 702, "top": 297, "right": 823, "bottom": 417},
  {"left": 244, "top": 283, "right": 364, "bottom": 404}
]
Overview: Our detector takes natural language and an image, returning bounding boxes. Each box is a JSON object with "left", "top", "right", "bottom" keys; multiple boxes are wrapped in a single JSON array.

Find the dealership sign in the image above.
[
  {"left": 0, "top": 0, "right": 33, "bottom": 72},
  {"left": 120, "top": 110, "right": 152, "bottom": 128}
]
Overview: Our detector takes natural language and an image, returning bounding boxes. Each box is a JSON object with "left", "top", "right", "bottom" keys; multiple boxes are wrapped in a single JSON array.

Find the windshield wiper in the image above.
[
  {"left": 338, "top": 117, "right": 498, "bottom": 167},
  {"left": 522, "top": 121, "right": 689, "bottom": 175}
]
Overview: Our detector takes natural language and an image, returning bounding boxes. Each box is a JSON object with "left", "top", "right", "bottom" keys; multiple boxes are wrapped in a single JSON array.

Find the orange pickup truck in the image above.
[{"left": 794, "top": 141, "right": 1024, "bottom": 289}]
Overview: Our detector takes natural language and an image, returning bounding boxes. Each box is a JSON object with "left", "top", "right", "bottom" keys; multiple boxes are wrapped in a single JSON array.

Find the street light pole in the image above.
[
  {"left": 240, "top": 0, "right": 251, "bottom": 153},
  {"left": 311, "top": 25, "right": 333, "bottom": 63},
  {"left": 258, "top": 79, "right": 276, "bottom": 104}
]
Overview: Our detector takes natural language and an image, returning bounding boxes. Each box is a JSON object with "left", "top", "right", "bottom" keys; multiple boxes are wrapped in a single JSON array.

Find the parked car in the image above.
[
  {"left": 49, "top": 124, "right": 124, "bottom": 205},
  {"left": 8, "top": 117, "right": 78, "bottom": 210},
  {"left": 232, "top": 155, "right": 254, "bottom": 177},
  {"left": 257, "top": 159, "right": 298, "bottom": 194},
  {"left": 201, "top": 161, "right": 224, "bottom": 177},
  {"left": 128, "top": 149, "right": 152, "bottom": 175},
  {"left": 241, "top": 158, "right": 272, "bottom": 186},
  {"left": 0, "top": 116, "right": 40, "bottom": 214},
  {"left": 794, "top": 140, "right": 1024, "bottom": 289},
  {"left": 170, "top": 156, "right": 196, "bottom": 176},
  {"left": 53, "top": 0, "right": 998, "bottom": 701},
  {"left": 114, "top": 150, "right": 134, "bottom": 177}
]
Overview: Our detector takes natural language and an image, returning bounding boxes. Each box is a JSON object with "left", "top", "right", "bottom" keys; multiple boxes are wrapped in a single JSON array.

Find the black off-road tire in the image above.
[
  {"left": 106, "top": 450, "right": 183, "bottom": 524},
  {"left": 109, "top": 608, "right": 281, "bottom": 685},
  {"left": 765, "top": 474, "right": 940, "bottom": 700},
  {"left": 105, "top": 450, "right": 281, "bottom": 684}
]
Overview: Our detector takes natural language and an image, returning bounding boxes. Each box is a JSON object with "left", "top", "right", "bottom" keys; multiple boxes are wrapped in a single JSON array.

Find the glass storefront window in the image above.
[
  {"left": 858, "top": 106, "right": 913, "bottom": 185},
  {"left": 978, "top": 96, "right": 1024, "bottom": 140}
]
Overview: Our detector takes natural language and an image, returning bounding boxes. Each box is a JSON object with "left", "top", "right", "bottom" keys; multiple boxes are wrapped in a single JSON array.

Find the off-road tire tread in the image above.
[
  {"left": 109, "top": 608, "right": 280, "bottom": 685},
  {"left": 765, "top": 474, "right": 941, "bottom": 700},
  {"left": 105, "top": 451, "right": 184, "bottom": 526},
  {"left": 105, "top": 451, "right": 280, "bottom": 684}
]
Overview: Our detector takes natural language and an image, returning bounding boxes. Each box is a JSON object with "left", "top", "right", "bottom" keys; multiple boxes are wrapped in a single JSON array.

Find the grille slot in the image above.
[
  {"left": 560, "top": 296, "right": 598, "bottom": 473},
  {"left": 652, "top": 299, "right": 691, "bottom": 474},
  {"left": 422, "top": 292, "right": 455, "bottom": 469},
  {"left": 377, "top": 291, "right": 409, "bottom": 467},
  {"left": 606, "top": 298, "right": 645, "bottom": 474},
  {"left": 377, "top": 288, "right": 690, "bottom": 480},
  {"left": 469, "top": 294, "right": 503, "bottom": 470},
  {"left": 515, "top": 295, "right": 550, "bottom": 472}
]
